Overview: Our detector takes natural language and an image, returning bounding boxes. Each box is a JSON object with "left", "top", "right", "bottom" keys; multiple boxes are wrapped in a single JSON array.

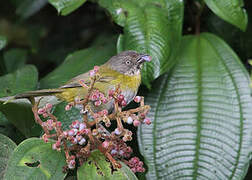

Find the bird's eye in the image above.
[{"left": 125, "top": 60, "right": 131, "bottom": 65}]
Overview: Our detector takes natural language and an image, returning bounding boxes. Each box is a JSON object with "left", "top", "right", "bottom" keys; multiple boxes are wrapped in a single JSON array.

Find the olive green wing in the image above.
[{"left": 59, "top": 72, "right": 115, "bottom": 89}]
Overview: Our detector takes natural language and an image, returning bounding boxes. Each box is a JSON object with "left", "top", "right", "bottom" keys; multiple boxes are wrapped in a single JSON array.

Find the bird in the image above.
[{"left": 14, "top": 50, "right": 151, "bottom": 112}]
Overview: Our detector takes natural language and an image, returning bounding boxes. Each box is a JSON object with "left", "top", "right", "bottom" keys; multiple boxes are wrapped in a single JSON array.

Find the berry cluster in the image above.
[
  {"left": 127, "top": 157, "right": 145, "bottom": 173},
  {"left": 31, "top": 66, "right": 150, "bottom": 174}
]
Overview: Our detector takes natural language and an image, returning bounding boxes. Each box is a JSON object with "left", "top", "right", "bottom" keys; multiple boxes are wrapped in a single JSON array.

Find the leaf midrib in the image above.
[{"left": 192, "top": 35, "right": 203, "bottom": 179}]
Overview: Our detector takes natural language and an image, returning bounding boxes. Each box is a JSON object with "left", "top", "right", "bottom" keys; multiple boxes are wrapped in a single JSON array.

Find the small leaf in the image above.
[
  {"left": 3, "top": 48, "right": 27, "bottom": 73},
  {"left": 138, "top": 33, "right": 252, "bottom": 179},
  {"left": 0, "top": 98, "right": 42, "bottom": 137},
  {"left": 204, "top": 0, "right": 248, "bottom": 31},
  {"left": 48, "top": 0, "right": 87, "bottom": 16},
  {"left": 16, "top": 0, "right": 48, "bottom": 19},
  {"left": 39, "top": 45, "right": 116, "bottom": 89},
  {"left": 4, "top": 138, "right": 66, "bottom": 180},
  {"left": 77, "top": 150, "right": 137, "bottom": 180},
  {"left": 0, "top": 65, "right": 38, "bottom": 97},
  {"left": 0, "top": 133, "right": 16, "bottom": 179},
  {"left": 0, "top": 36, "right": 7, "bottom": 50}
]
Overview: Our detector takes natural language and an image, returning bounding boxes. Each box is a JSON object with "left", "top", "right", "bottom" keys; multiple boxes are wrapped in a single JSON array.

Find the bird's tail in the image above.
[{"left": 14, "top": 89, "right": 63, "bottom": 99}]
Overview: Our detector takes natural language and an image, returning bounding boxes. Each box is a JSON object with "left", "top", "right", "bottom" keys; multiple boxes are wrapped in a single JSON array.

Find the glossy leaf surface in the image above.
[
  {"left": 4, "top": 138, "right": 66, "bottom": 180},
  {"left": 204, "top": 0, "right": 247, "bottom": 31},
  {"left": 138, "top": 33, "right": 252, "bottom": 179},
  {"left": 99, "top": 0, "right": 184, "bottom": 88},
  {"left": 48, "top": 0, "right": 86, "bottom": 15}
]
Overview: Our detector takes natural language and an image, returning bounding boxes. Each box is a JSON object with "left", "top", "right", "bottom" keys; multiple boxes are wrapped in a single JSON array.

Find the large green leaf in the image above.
[
  {"left": 0, "top": 134, "right": 16, "bottom": 179},
  {"left": 48, "top": 0, "right": 86, "bottom": 16},
  {"left": 39, "top": 44, "right": 116, "bottom": 89},
  {"left": 0, "top": 98, "right": 42, "bottom": 137},
  {"left": 4, "top": 138, "right": 66, "bottom": 180},
  {"left": 204, "top": 0, "right": 248, "bottom": 31},
  {"left": 77, "top": 150, "right": 137, "bottom": 180},
  {"left": 138, "top": 33, "right": 252, "bottom": 179},
  {"left": 99, "top": 0, "right": 184, "bottom": 88},
  {"left": 0, "top": 65, "right": 38, "bottom": 97}
]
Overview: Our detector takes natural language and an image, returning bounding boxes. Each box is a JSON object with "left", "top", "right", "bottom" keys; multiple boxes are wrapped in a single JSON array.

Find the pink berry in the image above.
[
  {"left": 114, "top": 128, "right": 121, "bottom": 135},
  {"left": 65, "top": 104, "right": 72, "bottom": 111},
  {"left": 45, "top": 103, "right": 53, "bottom": 111},
  {"left": 91, "top": 93, "right": 99, "bottom": 101},
  {"left": 108, "top": 90, "right": 114, "bottom": 96},
  {"left": 71, "top": 120, "right": 80, "bottom": 129},
  {"left": 110, "top": 149, "right": 118, "bottom": 156},
  {"left": 102, "top": 109, "right": 108, "bottom": 116},
  {"left": 93, "top": 66, "right": 99, "bottom": 72},
  {"left": 71, "top": 138, "right": 78, "bottom": 144},
  {"left": 131, "top": 167, "right": 137, "bottom": 173},
  {"left": 56, "top": 121, "right": 62, "bottom": 127},
  {"left": 79, "top": 123, "right": 86, "bottom": 131},
  {"left": 94, "top": 100, "right": 102, "bottom": 106},
  {"left": 68, "top": 129, "right": 77, "bottom": 136},
  {"left": 63, "top": 131, "right": 68, "bottom": 137},
  {"left": 143, "top": 118, "right": 151, "bottom": 125},
  {"left": 121, "top": 100, "right": 127, "bottom": 106},
  {"left": 89, "top": 70, "right": 96, "bottom": 77},
  {"left": 68, "top": 159, "right": 76, "bottom": 169},
  {"left": 99, "top": 92, "right": 105, "bottom": 99},
  {"left": 102, "top": 141, "right": 109, "bottom": 148},
  {"left": 42, "top": 113, "right": 48, "bottom": 118},
  {"left": 102, "top": 97, "right": 108, "bottom": 104},
  {"left": 118, "top": 94, "right": 124, "bottom": 101},
  {"left": 134, "top": 96, "right": 141, "bottom": 103},
  {"left": 38, "top": 108, "right": 45, "bottom": 114},
  {"left": 78, "top": 138, "right": 86, "bottom": 145},
  {"left": 133, "top": 120, "right": 140, "bottom": 127}
]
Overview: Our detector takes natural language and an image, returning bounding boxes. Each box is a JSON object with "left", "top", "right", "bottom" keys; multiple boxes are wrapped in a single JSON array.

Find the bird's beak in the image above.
[{"left": 137, "top": 54, "right": 152, "bottom": 64}]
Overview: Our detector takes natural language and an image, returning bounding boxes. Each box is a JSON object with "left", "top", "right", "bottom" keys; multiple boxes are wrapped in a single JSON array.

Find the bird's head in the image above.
[{"left": 106, "top": 50, "right": 151, "bottom": 76}]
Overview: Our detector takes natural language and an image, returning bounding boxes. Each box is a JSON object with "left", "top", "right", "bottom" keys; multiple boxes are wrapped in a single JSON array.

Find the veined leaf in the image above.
[
  {"left": 77, "top": 150, "right": 137, "bottom": 180},
  {"left": 204, "top": 0, "right": 248, "bottom": 31},
  {"left": 138, "top": 33, "right": 252, "bottom": 179},
  {"left": 48, "top": 0, "right": 86, "bottom": 16},
  {"left": 4, "top": 138, "right": 66, "bottom": 180},
  {"left": 99, "top": 0, "right": 184, "bottom": 88},
  {"left": 0, "top": 134, "right": 16, "bottom": 179}
]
